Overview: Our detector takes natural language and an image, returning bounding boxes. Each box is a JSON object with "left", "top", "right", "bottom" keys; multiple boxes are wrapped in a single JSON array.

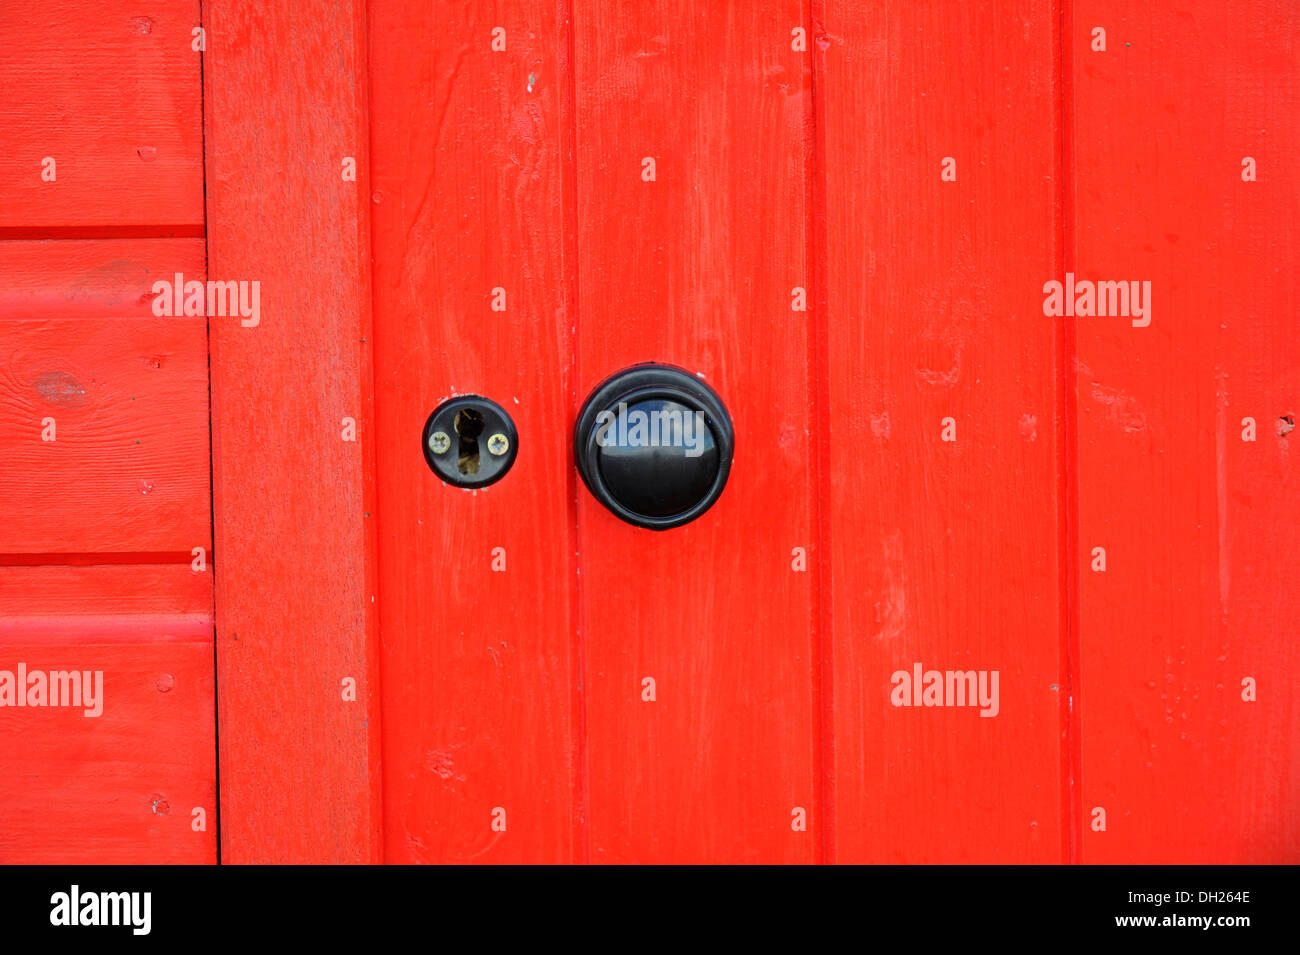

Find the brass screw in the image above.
[
  {"left": 487, "top": 433, "right": 510, "bottom": 456},
  {"left": 428, "top": 430, "right": 451, "bottom": 454}
]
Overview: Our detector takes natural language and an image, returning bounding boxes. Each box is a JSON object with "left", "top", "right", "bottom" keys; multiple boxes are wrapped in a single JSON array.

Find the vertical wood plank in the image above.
[
  {"left": 573, "top": 0, "right": 819, "bottom": 863},
  {"left": 369, "top": 0, "right": 578, "bottom": 863},
  {"left": 1071, "top": 1, "right": 1300, "bottom": 862},
  {"left": 204, "top": 0, "right": 382, "bottom": 863},
  {"left": 819, "top": 1, "right": 1066, "bottom": 862}
]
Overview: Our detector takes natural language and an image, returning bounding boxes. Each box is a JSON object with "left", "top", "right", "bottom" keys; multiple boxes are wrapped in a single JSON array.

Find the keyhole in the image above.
[
  {"left": 455, "top": 408, "right": 484, "bottom": 474},
  {"left": 422, "top": 395, "right": 518, "bottom": 489}
]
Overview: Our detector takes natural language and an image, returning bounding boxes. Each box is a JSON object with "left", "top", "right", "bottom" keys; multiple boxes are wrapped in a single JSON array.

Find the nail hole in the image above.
[{"left": 1279, "top": 415, "right": 1295, "bottom": 437}]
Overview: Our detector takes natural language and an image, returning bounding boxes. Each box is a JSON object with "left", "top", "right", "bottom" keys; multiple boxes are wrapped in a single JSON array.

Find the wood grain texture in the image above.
[
  {"left": 573, "top": 0, "right": 818, "bottom": 864},
  {"left": 0, "top": 618, "right": 216, "bottom": 864},
  {"left": 0, "top": 318, "right": 210, "bottom": 556},
  {"left": 0, "top": 564, "right": 211, "bottom": 617},
  {"left": 819, "top": 1, "right": 1066, "bottom": 862},
  {"left": 0, "top": 0, "right": 214, "bottom": 864},
  {"left": 369, "top": 0, "right": 579, "bottom": 864},
  {"left": 0, "top": 240, "right": 210, "bottom": 556},
  {"left": 204, "top": 0, "right": 382, "bottom": 863},
  {"left": 1070, "top": 1, "right": 1300, "bottom": 862},
  {"left": 0, "top": 0, "right": 204, "bottom": 232},
  {"left": 365, "top": 0, "right": 1297, "bottom": 864},
  {"left": 0, "top": 239, "right": 205, "bottom": 319}
]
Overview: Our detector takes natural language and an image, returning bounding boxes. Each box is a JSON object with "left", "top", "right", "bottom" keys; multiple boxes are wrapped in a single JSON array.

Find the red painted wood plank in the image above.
[
  {"left": 369, "top": 0, "right": 578, "bottom": 864},
  {"left": 204, "top": 0, "right": 381, "bottom": 864},
  {"left": 1071, "top": 1, "right": 1300, "bottom": 862},
  {"left": 0, "top": 624, "right": 216, "bottom": 864},
  {"left": 819, "top": 2, "right": 1066, "bottom": 862},
  {"left": 0, "top": 564, "right": 210, "bottom": 617},
  {"left": 573, "top": 1, "right": 819, "bottom": 864},
  {"left": 0, "top": 0, "right": 204, "bottom": 232},
  {"left": 0, "top": 240, "right": 209, "bottom": 557},
  {"left": 0, "top": 248, "right": 210, "bottom": 556},
  {"left": 0, "top": 317, "right": 210, "bottom": 556},
  {"left": 0, "top": 239, "right": 204, "bottom": 320}
]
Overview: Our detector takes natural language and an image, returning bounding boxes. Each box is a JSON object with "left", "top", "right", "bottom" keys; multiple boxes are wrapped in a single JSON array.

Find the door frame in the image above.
[{"left": 203, "top": 0, "right": 382, "bottom": 864}]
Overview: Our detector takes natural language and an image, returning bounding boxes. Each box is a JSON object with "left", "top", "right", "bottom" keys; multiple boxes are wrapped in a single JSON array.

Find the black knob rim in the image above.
[{"left": 574, "top": 363, "right": 734, "bottom": 530}]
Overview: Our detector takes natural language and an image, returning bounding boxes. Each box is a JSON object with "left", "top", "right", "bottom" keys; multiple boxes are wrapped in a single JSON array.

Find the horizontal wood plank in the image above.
[
  {"left": 0, "top": 0, "right": 204, "bottom": 232},
  {"left": 0, "top": 238, "right": 205, "bottom": 319},
  {"left": 0, "top": 316, "right": 210, "bottom": 555},
  {"left": 0, "top": 564, "right": 211, "bottom": 616},
  {"left": 0, "top": 625, "right": 216, "bottom": 864},
  {"left": 0, "top": 237, "right": 209, "bottom": 557}
]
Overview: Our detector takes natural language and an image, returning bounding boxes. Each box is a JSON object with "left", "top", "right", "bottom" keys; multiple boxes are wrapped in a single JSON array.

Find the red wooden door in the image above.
[
  {"left": 7, "top": 0, "right": 1290, "bottom": 866},
  {"left": 368, "top": 0, "right": 1298, "bottom": 865}
]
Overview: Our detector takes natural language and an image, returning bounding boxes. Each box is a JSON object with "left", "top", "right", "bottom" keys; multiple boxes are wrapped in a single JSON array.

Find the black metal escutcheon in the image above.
[{"left": 422, "top": 395, "right": 518, "bottom": 488}]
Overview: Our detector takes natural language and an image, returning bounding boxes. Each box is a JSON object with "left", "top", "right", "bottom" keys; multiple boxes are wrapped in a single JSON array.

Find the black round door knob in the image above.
[{"left": 574, "top": 364, "right": 734, "bottom": 530}]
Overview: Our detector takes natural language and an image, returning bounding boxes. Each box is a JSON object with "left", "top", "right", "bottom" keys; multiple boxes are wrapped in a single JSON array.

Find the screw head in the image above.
[
  {"left": 428, "top": 430, "right": 451, "bottom": 455},
  {"left": 487, "top": 433, "right": 510, "bottom": 456}
]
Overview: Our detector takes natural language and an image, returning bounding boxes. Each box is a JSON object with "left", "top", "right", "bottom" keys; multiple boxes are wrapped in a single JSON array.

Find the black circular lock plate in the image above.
[
  {"left": 574, "top": 364, "right": 734, "bottom": 530},
  {"left": 422, "top": 395, "right": 518, "bottom": 488}
]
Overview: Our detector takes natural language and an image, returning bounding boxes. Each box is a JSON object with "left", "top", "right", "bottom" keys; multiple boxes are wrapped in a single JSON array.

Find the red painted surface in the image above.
[
  {"left": 0, "top": 0, "right": 204, "bottom": 234},
  {"left": 819, "top": 2, "right": 1065, "bottom": 863},
  {"left": 204, "top": 0, "right": 383, "bottom": 864},
  {"left": 1, "top": 0, "right": 1295, "bottom": 865},
  {"left": 0, "top": 1, "right": 214, "bottom": 863},
  {"left": 369, "top": 0, "right": 579, "bottom": 863},
  {"left": 0, "top": 565, "right": 214, "bottom": 865},
  {"left": 365, "top": 1, "right": 1298, "bottom": 863},
  {"left": 572, "top": 1, "right": 819, "bottom": 864},
  {"left": 0, "top": 240, "right": 211, "bottom": 556},
  {"left": 1070, "top": 1, "right": 1300, "bottom": 862},
  {"left": 0, "top": 590, "right": 215, "bottom": 865}
]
